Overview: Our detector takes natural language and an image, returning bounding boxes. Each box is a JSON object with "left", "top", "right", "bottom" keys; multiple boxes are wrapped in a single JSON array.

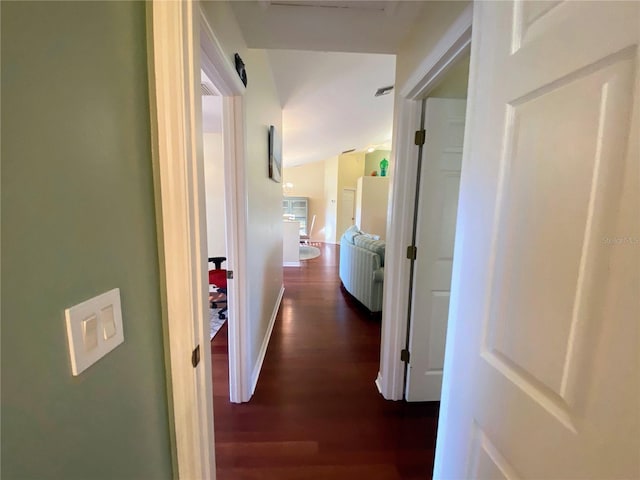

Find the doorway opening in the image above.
[
  {"left": 377, "top": 3, "right": 473, "bottom": 402},
  {"left": 198, "top": 10, "right": 250, "bottom": 406},
  {"left": 200, "top": 72, "right": 231, "bottom": 397},
  {"left": 403, "top": 50, "right": 470, "bottom": 402}
]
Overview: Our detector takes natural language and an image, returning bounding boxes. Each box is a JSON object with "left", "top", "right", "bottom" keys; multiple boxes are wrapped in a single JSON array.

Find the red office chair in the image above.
[{"left": 208, "top": 257, "right": 227, "bottom": 320}]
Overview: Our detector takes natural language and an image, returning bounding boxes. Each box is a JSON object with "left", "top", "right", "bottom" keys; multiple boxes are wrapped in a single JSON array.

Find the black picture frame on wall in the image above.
[
  {"left": 234, "top": 53, "right": 247, "bottom": 87},
  {"left": 268, "top": 125, "right": 282, "bottom": 183}
]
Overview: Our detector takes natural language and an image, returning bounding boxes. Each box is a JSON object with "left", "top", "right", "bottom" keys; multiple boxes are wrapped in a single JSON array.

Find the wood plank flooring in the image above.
[{"left": 211, "top": 243, "right": 439, "bottom": 479}]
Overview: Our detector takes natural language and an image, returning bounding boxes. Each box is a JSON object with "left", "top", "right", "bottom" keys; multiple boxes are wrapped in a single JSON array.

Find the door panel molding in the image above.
[{"left": 434, "top": 1, "right": 639, "bottom": 477}]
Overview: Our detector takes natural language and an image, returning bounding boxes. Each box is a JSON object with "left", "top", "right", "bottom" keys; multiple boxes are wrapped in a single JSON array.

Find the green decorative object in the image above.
[{"left": 380, "top": 157, "right": 389, "bottom": 177}]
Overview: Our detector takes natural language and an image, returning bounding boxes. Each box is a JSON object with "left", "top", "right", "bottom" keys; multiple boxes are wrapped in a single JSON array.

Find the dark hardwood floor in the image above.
[{"left": 211, "top": 243, "right": 439, "bottom": 479}]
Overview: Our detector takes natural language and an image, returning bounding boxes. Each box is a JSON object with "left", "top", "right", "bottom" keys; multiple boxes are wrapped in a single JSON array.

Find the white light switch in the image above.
[
  {"left": 101, "top": 305, "right": 116, "bottom": 339},
  {"left": 82, "top": 315, "right": 98, "bottom": 351},
  {"left": 65, "top": 288, "right": 124, "bottom": 376}
]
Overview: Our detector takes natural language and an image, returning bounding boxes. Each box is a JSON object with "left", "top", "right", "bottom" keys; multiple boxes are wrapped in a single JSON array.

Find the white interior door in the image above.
[
  {"left": 340, "top": 188, "right": 356, "bottom": 234},
  {"left": 435, "top": 1, "right": 639, "bottom": 478},
  {"left": 406, "top": 98, "right": 466, "bottom": 402}
]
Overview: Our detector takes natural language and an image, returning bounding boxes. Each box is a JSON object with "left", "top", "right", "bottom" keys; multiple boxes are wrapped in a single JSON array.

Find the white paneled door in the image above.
[
  {"left": 340, "top": 188, "right": 356, "bottom": 233},
  {"left": 406, "top": 98, "right": 466, "bottom": 402},
  {"left": 435, "top": 1, "right": 639, "bottom": 478}
]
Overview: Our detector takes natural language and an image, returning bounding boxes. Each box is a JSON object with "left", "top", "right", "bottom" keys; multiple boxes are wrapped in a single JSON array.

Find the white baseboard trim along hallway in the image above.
[{"left": 250, "top": 285, "right": 285, "bottom": 395}]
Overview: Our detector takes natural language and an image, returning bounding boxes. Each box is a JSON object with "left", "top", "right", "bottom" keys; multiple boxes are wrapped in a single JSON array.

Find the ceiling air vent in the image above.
[
  {"left": 374, "top": 85, "right": 394, "bottom": 97},
  {"left": 201, "top": 83, "right": 216, "bottom": 96},
  {"left": 341, "top": 148, "right": 356, "bottom": 154}
]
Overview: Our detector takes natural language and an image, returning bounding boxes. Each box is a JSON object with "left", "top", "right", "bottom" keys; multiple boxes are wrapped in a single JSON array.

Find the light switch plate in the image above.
[{"left": 65, "top": 288, "right": 124, "bottom": 376}]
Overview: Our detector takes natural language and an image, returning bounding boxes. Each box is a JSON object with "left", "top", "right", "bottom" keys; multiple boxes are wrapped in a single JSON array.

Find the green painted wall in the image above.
[
  {"left": 1, "top": 2, "right": 173, "bottom": 479},
  {"left": 428, "top": 50, "right": 470, "bottom": 99},
  {"left": 365, "top": 150, "right": 391, "bottom": 177}
]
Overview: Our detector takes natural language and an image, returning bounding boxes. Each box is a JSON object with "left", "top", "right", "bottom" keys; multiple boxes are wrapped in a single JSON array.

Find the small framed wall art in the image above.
[{"left": 268, "top": 125, "right": 282, "bottom": 183}]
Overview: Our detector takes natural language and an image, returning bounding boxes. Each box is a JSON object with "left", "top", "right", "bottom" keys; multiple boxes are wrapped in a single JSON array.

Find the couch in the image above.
[{"left": 339, "top": 225, "right": 386, "bottom": 312}]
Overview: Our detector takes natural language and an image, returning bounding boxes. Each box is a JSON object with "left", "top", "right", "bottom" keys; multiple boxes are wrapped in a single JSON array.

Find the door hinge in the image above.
[
  {"left": 401, "top": 349, "right": 410, "bottom": 363},
  {"left": 226, "top": 270, "right": 234, "bottom": 280},
  {"left": 406, "top": 245, "right": 417, "bottom": 260},
  {"left": 414, "top": 129, "right": 426, "bottom": 146},
  {"left": 191, "top": 345, "right": 200, "bottom": 367}
]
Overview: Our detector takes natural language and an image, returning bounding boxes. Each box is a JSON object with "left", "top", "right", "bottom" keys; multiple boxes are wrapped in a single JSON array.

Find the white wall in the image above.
[
  {"left": 203, "top": 132, "right": 226, "bottom": 258},
  {"left": 243, "top": 47, "right": 284, "bottom": 363},
  {"left": 201, "top": 1, "right": 284, "bottom": 384},
  {"left": 355, "top": 176, "right": 390, "bottom": 239},
  {"left": 428, "top": 50, "right": 470, "bottom": 99}
]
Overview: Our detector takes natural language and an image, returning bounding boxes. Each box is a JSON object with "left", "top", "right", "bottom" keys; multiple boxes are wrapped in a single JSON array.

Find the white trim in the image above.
[
  {"left": 221, "top": 96, "right": 251, "bottom": 403},
  {"left": 147, "top": 1, "right": 215, "bottom": 478},
  {"left": 375, "top": 372, "right": 384, "bottom": 395},
  {"left": 199, "top": 7, "right": 246, "bottom": 96},
  {"left": 379, "top": 4, "right": 473, "bottom": 401},
  {"left": 250, "top": 286, "right": 285, "bottom": 395},
  {"left": 379, "top": 98, "right": 423, "bottom": 400},
  {"left": 283, "top": 262, "right": 301, "bottom": 267}
]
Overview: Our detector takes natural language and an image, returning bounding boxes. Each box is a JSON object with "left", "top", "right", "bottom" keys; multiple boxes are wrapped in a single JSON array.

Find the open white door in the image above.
[
  {"left": 406, "top": 98, "right": 466, "bottom": 402},
  {"left": 435, "top": 1, "right": 639, "bottom": 478}
]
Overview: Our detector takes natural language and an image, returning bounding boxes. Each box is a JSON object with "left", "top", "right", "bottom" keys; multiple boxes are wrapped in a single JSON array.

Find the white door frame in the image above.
[
  {"left": 199, "top": 4, "right": 251, "bottom": 405},
  {"left": 147, "top": 0, "right": 249, "bottom": 477},
  {"left": 378, "top": 4, "right": 473, "bottom": 400}
]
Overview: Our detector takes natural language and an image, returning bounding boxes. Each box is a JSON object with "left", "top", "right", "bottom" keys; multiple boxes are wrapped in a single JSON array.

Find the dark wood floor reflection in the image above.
[{"left": 211, "top": 243, "right": 438, "bottom": 479}]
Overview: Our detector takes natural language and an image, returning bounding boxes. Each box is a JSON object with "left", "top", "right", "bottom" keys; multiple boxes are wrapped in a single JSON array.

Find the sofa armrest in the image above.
[
  {"left": 373, "top": 267, "right": 384, "bottom": 283},
  {"left": 339, "top": 237, "right": 385, "bottom": 312}
]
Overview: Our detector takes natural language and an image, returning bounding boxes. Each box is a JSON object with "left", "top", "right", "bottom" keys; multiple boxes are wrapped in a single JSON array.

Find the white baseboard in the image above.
[
  {"left": 375, "top": 371, "right": 384, "bottom": 395},
  {"left": 250, "top": 285, "right": 285, "bottom": 395},
  {"left": 283, "top": 261, "right": 300, "bottom": 267}
]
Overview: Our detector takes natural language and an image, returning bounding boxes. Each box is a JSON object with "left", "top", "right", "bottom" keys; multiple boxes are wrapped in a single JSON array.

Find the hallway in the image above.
[{"left": 211, "top": 243, "right": 438, "bottom": 479}]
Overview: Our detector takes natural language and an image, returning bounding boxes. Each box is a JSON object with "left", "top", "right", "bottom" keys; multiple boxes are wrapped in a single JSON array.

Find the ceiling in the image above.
[
  {"left": 202, "top": 1, "right": 429, "bottom": 166},
  {"left": 229, "top": 1, "right": 426, "bottom": 54},
  {"left": 268, "top": 50, "right": 395, "bottom": 166}
]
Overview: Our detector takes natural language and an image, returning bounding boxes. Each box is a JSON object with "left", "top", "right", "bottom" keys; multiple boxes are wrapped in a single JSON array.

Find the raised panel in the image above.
[
  {"left": 426, "top": 292, "right": 449, "bottom": 372},
  {"left": 439, "top": 151, "right": 463, "bottom": 170},
  {"left": 484, "top": 56, "right": 635, "bottom": 416},
  {"left": 512, "top": 0, "right": 564, "bottom": 53},
  {"left": 445, "top": 119, "right": 466, "bottom": 149},
  {"left": 469, "top": 426, "right": 520, "bottom": 480},
  {"left": 491, "top": 80, "right": 601, "bottom": 397},
  {"left": 522, "top": 0, "right": 562, "bottom": 27},
  {"left": 475, "top": 449, "right": 509, "bottom": 480},
  {"left": 437, "top": 173, "right": 461, "bottom": 260}
]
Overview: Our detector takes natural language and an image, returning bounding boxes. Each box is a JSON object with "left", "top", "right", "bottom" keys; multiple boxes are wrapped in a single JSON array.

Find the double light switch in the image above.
[{"left": 65, "top": 288, "right": 124, "bottom": 376}]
